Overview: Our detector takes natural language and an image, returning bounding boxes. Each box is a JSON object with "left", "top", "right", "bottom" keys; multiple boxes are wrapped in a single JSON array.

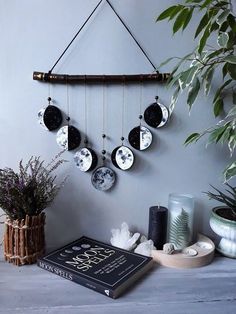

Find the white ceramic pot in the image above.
[{"left": 210, "top": 206, "right": 236, "bottom": 258}]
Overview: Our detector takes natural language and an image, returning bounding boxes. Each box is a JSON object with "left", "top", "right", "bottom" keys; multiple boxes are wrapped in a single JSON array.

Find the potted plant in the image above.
[
  {"left": 156, "top": 0, "right": 236, "bottom": 182},
  {"left": 206, "top": 184, "right": 236, "bottom": 258},
  {"left": 0, "top": 152, "right": 66, "bottom": 265}
]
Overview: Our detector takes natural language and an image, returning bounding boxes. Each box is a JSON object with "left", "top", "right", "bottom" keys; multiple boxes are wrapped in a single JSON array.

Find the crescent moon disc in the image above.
[
  {"left": 128, "top": 126, "right": 153, "bottom": 151},
  {"left": 91, "top": 166, "right": 116, "bottom": 191},
  {"left": 38, "top": 105, "right": 62, "bottom": 131},
  {"left": 144, "top": 102, "right": 169, "bottom": 128},
  {"left": 56, "top": 125, "right": 81, "bottom": 151},
  {"left": 111, "top": 145, "right": 134, "bottom": 170},
  {"left": 74, "top": 147, "right": 98, "bottom": 172}
]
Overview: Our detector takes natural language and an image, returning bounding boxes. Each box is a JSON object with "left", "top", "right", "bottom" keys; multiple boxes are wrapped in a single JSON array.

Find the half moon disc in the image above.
[
  {"left": 38, "top": 105, "right": 63, "bottom": 131},
  {"left": 111, "top": 145, "right": 134, "bottom": 170},
  {"left": 144, "top": 102, "right": 169, "bottom": 128},
  {"left": 56, "top": 125, "right": 81, "bottom": 151},
  {"left": 128, "top": 126, "right": 153, "bottom": 151},
  {"left": 74, "top": 147, "right": 98, "bottom": 172},
  {"left": 91, "top": 166, "right": 116, "bottom": 191}
]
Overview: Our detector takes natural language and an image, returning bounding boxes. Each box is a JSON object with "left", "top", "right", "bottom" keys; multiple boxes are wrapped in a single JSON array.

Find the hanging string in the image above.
[
  {"left": 139, "top": 79, "right": 143, "bottom": 127},
  {"left": 102, "top": 81, "right": 106, "bottom": 164},
  {"left": 84, "top": 78, "right": 88, "bottom": 145},
  {"left": 121, "top": 81, "right": 125, "bottom": 145},
  {"left": 66, "top": 77, "right": 70, "bottom": 125}
]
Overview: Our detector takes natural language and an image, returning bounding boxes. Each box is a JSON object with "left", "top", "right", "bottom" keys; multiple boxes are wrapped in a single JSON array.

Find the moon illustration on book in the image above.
[
  {"left": 128, "top": 126, "right": 153, "bottom": 150},
  {"left": 38, "top": 105, "right": 63, "bottom": 131},
  {"left": 74, "top": 147, "right": 98, "bottom": 172},
  {"left": 81, "top": 244, "right": 91, "bottom": 249},
  {"left": 91, "top": 166, "right": 116, "bottom": 191},
  {"left": 72, "top": 246, "right": 82, "bottom": 251},
  {"left": 111, "top": 145, "right": 134, "bottom": 170},
  {"left": 56, "top": 125, "right": 81, "bottom": 151},
  {"left": 144, "top": 101, "right": 169, "bottom": 128}
]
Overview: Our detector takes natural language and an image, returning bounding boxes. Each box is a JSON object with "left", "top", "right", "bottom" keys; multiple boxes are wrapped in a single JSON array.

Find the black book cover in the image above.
[{"left": 37, "top": 236, "right": 153, "bottom": 299}]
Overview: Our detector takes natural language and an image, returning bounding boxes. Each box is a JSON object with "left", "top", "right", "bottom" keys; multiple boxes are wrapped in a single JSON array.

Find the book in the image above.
[{"left": 37, "top": 236, "right": 153, "bottom": 299}]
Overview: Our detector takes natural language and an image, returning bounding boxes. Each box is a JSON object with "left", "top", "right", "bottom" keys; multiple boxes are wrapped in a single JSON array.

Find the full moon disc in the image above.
[
  {"left": 38, "top": 105, "right": 62, "bottom": 131},
  {"left": 128, "top": 126, "right": 153, "bottom": 150},
  {"left": 56, "top": 125, "right": 81, "bottom": 151},
  {"left": 111, "top": 145, "right": 134, "bottom": 170},
  {"left": 74, "top": 147, "right": 98, "bottom": 172},
  {"left": 91, "top": 166, "right": 116, "bottom": 191},
  {"left": 144, "top": 102, "right": 169, "bottom": 128}
]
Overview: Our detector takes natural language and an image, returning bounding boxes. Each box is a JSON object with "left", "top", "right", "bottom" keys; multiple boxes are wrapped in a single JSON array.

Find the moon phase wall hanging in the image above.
[
  {"left": 34, "top": 0, "right": 171, "bottom": 190},
  {"left": 74, "top": 82, "right": 98, "bottom": 172},
  {"left": 111, "top": 82, "right": 134, "bottom": 170},
  {"left": 144, "top": 96, "right": 169, "bottom": 128},
  {"left": 91, "top": 84, "right": 116, "bottom": 191}
]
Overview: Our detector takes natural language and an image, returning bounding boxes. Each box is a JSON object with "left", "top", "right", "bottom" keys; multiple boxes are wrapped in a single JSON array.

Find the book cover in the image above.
[{"left": 37, "top": 236, "right": 153, "bottom": 299}]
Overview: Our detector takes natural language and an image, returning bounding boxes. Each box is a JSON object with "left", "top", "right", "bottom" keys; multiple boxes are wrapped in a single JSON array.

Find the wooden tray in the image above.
[{"left": 151, "top": 234, "right": 215, "bottom": 269}]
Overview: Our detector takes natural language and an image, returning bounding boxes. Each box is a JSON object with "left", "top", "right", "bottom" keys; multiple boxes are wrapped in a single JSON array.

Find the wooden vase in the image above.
[{"left": 3, "top": 212, "right": 45, "bottom": 266}]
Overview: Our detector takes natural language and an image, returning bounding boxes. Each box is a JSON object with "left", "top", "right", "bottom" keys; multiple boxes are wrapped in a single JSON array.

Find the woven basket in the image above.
[{"left": 4, "top": 213, "right": 45, "bottom": 266}]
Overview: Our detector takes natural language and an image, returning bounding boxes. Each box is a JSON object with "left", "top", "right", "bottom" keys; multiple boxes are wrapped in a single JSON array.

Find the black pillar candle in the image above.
[{"left": 148, "top": 206, "right": 168, "bottom": 250}]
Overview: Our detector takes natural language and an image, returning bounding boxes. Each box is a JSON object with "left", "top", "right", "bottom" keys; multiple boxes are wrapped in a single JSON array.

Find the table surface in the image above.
[{"left": 0, "top": 255, "right": 235, "bottom": 314}]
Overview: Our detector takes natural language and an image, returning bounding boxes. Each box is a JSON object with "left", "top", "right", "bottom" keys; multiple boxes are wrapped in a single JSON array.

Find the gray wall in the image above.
[{"left": 0, "top": 0, "right": 231, "bottom": 249}]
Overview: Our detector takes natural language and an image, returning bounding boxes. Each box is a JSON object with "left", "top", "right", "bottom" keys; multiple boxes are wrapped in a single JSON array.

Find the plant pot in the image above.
[
  {"left": 4, "top": 213, "right": 45, "bottom": 266},
  {"left": 210, "top": 206, "right": 236, "bottom": 258}
]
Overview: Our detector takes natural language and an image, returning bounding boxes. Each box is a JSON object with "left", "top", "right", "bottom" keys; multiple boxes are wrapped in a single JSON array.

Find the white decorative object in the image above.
[
  {"left": 110, "top": 222, "right": 140, "bottom": 251},
  {"left": 134, "top": 236, "right": 156, "bottom": 257},
  {"left": 163, "top": 243, "right": 175, "bottom": 255}
]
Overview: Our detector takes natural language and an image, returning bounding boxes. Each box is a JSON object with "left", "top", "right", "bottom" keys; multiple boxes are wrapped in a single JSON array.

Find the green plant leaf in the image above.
[
  {"left": 213, "top": 97, "right": 224, "bottom": 117},
  {"left": 207, "top": 124, "right": 229, "bottom": 145},
  {"left": 173, "top": 8, "right": 189, "bottom": 34},
  {"left": 169, "top": 208, "right": 190, "bottom": 248},
  {"left": 184, "top": 132, "right": 201, "bottom": 146},
  {"left": 201, "top": 0, "right": 212, "bottom": 9},
  {"left": 187, "top": 76, "right": 201, "bottom": 110},
  {"left": 219, "top": 124, "right": 231, "bottom": 144},
  {"left": 179, "top": 66, "right": 199, "bottom": 90},
  {"left": 169, "top": 85, "right": 181, "bottom": 114},
  {"left": 198, "top": 21, "right": 211, "bottom": 54},
  {"left": 195, "top": 12, "right": 210, "bottom": 38},
  {"left": 182, "top": 8, "right": 194, "bottom": 30},
  {"left": 224, "top": 162, "right": 236, "bottom": 182},
  {"left": 216, "top": 9, "right": 230, "bottom": 26},
  {"left": 228, "top": 14, "right": 236, "bottom": 33},
  {"left": 225, "top": 105, "right": 236, "bottom": 118},
  {"left": 224, "top": 55, "right": 236, "bottom": 64},
  {"left": 217, "top": 32, "right": 229, "bottom": 48},
  {"left": 169, "top": 5, "right": 185, "bottom": 20},
  {"left": 156, "top": 5, "right": 179, "bottom": 21},
  {"left": 203, "top": 65, "right": 215, "bottom": 95},
  {"left": 222, "top": 63, "right": 228, "bottom": 79},
  {"left": 227, "top": 63, "right": 236, "bottom": 80},
  {"left": 213, "top": 79, "right": 232, "bottom": 102},
  {"left": 228, "top": 134, "right": 236, "bottom": 157},
  {"left": 233, "top": 93, "right": 236, "bottom": 105}
]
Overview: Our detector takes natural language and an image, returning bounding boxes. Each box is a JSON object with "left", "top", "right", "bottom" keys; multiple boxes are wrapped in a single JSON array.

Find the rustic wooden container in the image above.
[{"left": 4, "top": 213, "right": 45, "bottom": 266}]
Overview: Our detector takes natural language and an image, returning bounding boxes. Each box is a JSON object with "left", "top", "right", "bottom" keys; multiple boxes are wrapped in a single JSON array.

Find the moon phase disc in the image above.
[
  {"left": 144, "top": 102, "right": 169, "bottom": 128},
  {"left": 111, "top": 145, "right": 134, "bottom": 170},
  {"left": 91, "top": 166, "right": 116, "bottom": 191},
  {"left": 56, "top": 125, "right": 81, "bottom": 151},
  {"left": 38, "top": 105, "right": 62, "bottom": 131},
  {"left": 128, "top": 126, "right": 153, "bottom": 151},
  {"left": 74, "top": 147, "right": 98, "bottom": 172}
]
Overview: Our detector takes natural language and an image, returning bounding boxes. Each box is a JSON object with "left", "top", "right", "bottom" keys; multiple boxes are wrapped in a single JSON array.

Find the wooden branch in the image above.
[{"left": 33, "top": 71, "right": 170, "bottom": 84}]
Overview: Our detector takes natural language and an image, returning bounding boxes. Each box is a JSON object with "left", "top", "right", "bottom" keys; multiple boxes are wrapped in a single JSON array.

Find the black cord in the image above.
[
  {"left": 48, "top": 0, "right": 157, "bottom": 74},
  {"left": 105, "top": 0, "right": 156, "bottom": 71},
  {"left": 49, "top": 0, "right": 103, "bottom": 73}
]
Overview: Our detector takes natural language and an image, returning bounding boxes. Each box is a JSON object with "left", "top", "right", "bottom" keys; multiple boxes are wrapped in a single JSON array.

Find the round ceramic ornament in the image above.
[
  {"left": 111, "top": 145, "right": 134, "bottom": 170},
  {"left": 74, "top": 147, "right": 98, "bottom": 172},
  {"left": 144, "top": 97, "right": 169, "bottom": 128},
  {"left": 38, "top": 105, "right": 62, "bottom": 131},
  {"left": 128, "top": 125, "right": 153, "bottom": 151},
  {"left": 56, "top": 125, "right": 81, "bottom": 151},
  {"left": 91, "top": 166, "right": 116, "bottom": 191}
]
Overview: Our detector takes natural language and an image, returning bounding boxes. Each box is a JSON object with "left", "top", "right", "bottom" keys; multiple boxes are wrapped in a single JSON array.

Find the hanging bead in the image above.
[
  {"left": 121, "top": 136, "right": 124, "bottom": 141},
  {"left": 102, "top": 150, "right": 106, "bottom": 155},
  {"left": 139, "top": 114, "right": 143, "bottom": 120}
]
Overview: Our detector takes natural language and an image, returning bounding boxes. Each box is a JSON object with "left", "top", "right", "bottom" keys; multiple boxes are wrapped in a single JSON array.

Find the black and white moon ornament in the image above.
[
  {"left": 56, "top": 125, "right": 81, "bottom": 151},
  {"left": 38, "top": 105, "right": 62, "bottom": 131},
  {"left": 144, "top": 97, "right": 169, "bottom": 128},
  {"left": 74, "top": 147, "right": 98, "bottom": 172},
  {"left": 128, "top": 125, "right": 153, "bottom": 151},
  {"left": 91, "top": 166, "right": 116, "bottom": 191},
  {"left": 111, "top": 145, "right": 134, "bottom": 170}
]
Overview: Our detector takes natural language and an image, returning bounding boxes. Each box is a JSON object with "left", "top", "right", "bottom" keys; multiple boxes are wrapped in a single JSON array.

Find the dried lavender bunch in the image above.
[{"left": 0, "top": 151, "right": 67, "bottom": 220}]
